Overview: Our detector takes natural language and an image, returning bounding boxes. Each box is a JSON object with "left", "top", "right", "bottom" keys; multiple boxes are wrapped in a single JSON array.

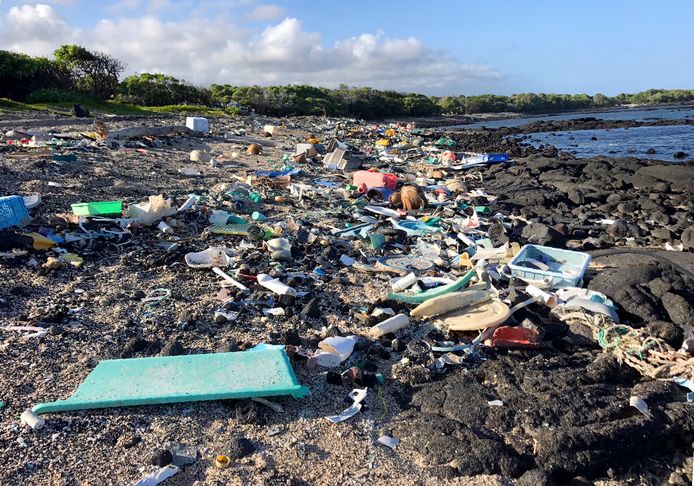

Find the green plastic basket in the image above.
[{"left": 71, "top": 201, "right": 123, "bottom": 216}]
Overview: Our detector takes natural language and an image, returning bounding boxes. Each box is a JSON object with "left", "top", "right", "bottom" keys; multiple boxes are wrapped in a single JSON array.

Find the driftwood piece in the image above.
[{"left": 107, "top": 125, "right": 192, "bottom": 140}]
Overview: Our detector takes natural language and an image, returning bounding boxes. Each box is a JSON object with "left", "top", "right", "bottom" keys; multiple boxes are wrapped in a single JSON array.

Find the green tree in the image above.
[
  {"left": 119, "top": 73, "right": 210, "bottom": 106},
  {"left": 54, "top": 44, "right": 124, "bottom": 99}
]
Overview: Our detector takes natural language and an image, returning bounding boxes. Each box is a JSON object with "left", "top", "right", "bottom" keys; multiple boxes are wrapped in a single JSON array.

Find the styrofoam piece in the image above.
[
  {"left": 185, "top": 248, "right": 231, "bottom": 268},
  {"left": 186, "top": 117, "right": 209, "bottom": 133},
  {"left": 20, "top": 409, "right": 45, "bottom": 430}
]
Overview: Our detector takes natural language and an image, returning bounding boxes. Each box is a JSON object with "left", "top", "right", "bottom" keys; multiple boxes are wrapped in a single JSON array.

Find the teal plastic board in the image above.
[{"left": 33, "top": 348, "right": 308, "bottom": 414}]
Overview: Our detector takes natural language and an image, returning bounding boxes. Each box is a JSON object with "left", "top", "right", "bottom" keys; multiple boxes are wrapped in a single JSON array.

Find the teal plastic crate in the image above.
[
  {"left": 0, "top": 195, "right": 31, "bottom": 229},
  {"left": 507, "top": 244, "right": 591, "bottom": 288}
]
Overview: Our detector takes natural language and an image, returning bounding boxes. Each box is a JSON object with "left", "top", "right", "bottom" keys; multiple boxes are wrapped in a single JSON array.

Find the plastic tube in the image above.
[
  {"left": 212, "top": 267, "right": 249, "bottom": 291},
  {"left": 368, "top": 314, "right": 409, "bottom": 338},
  {"left": 257, "top": 273, "right": 297, "bottom": 297},
  {"left": 525, "top": 285, "right": 559, "bottom": 308},
  {"left": 391, "top": 272, "right": 417, "bottom": 292}
]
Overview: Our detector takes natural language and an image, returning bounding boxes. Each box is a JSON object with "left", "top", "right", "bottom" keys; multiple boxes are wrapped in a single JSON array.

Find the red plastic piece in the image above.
[{"left": 491, "top": 326, "right": 540, "bottom": 349}]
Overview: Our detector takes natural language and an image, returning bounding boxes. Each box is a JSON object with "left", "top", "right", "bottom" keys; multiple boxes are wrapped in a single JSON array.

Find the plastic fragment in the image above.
[
  {"left": 387, "top": 269, "right": 475, "bottom": 304},
  {"left": 133, "top": 465, "right": 179, "bottom": 486},
  {"left": 326, "top": 388, "right": 367, "bottom": 423},
  {"left": 377, "top": 435, "right": 400, "bottom": 450},
  {"left": 629, "top": 396, "right": 653, "bottom": 418}
]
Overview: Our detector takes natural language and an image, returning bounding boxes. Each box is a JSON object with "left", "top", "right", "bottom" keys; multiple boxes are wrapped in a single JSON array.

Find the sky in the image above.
[{"left": 0, "top": 0, "right": 693, "bottom": 96}]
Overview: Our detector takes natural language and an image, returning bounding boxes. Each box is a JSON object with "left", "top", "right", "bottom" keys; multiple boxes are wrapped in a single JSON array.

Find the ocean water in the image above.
[
  {"left": 445, "top": 105, "right": 694, "bottom": 160},
  {"left": 452, "top": 104, "right": 694, "bottom": 130},
  {"left": 521, "top": 123, "right": 694, "bottom": 160}
]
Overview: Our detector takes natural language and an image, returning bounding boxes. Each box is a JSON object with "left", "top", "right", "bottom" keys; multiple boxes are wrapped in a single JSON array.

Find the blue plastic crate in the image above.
[
  {"left": 0, "top": 195, "right": 31, "bottom": 230},
  {"left": 507, "top": 244, "right": 591, "bottom": 288}
]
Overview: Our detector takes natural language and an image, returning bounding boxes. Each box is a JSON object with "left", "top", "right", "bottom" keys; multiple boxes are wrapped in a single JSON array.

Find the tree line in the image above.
[{"left": 2, "top": 45, "right": 694, "bottom": 118}]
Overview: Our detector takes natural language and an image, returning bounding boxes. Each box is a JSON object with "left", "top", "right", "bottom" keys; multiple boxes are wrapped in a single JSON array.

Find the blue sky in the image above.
[{"left": 1, "top": 0, "right": 692, "bottom": 95}]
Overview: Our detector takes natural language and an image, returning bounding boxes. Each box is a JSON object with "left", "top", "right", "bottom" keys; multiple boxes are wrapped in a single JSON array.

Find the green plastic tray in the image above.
[
  {"left": 33, "top": 347, "right": 308, "bottom": 414},
  {"left": 71, "top": 200, "right": 123, "bottom": 216}
]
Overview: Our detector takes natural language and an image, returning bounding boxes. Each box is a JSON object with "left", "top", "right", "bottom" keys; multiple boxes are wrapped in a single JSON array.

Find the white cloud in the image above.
[
  {"left": 1, "top": 4, "right": 76, "bottom": 55},
  {"left": 247, "top": 4, "right": 285, "bottom": 21},
  {"left": 0, "top": 5, "right": 502, "bottom": 95}
]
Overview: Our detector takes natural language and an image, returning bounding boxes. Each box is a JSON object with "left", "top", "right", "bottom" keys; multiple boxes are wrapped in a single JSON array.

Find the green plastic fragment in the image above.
[
  {"left": 51, "top": 154, "right": 78, "bottom": 162},
  {"left": 434, "top": 137, "right": 456, "bottom": 148},
  {"left": 387, "top": 269, "right": 475, "bottom": 304},
  {"left": 210, "top": 223, "right": 264, "bottom": 240},
  {"left": 32, "top": 347, "right": 308, "bottom": 415},
  {"left": 71, "top": 200, "right": 123, "bottom": 217}
]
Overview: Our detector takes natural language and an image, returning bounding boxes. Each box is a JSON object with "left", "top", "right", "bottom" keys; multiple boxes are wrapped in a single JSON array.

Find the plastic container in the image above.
[
  {"left": 186, "top": 117, "right": 209, "bottom": 133},
  {"left": 486, "top": 153, "right": 509, "bottom": 162},
  {"left": 352, "top": 170, "right": 398, "bottom": 190},
  {"left": 71, "top": 200, "right": 122, "bottom": 216},
  {"left": 507, "top": 244, "right": 591, "bottom": 288},
  {"left": 0, "top": 195, "right": 31, "bottom": 229}
]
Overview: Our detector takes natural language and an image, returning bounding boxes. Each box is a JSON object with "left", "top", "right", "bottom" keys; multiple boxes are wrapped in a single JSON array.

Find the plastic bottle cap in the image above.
[{"left": 215, "top": 455, "right": 230, "bottom": 469}]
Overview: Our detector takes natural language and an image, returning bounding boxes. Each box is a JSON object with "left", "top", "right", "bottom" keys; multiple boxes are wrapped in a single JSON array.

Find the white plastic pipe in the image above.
[
  {"left": 257, "top": 273, "right": 297, "bottom": 297},
  {"left": 525, "top": 285, "right": 559, "bottom": 308},
  {"left": 368, "top": 314, "right": 410, "bottom": 338},
  {"left": 391, "top": 272, "right": 417, "bottom": 292}
]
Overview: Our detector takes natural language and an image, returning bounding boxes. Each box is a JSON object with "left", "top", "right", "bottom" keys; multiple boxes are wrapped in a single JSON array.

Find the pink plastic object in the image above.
[
  {"left": 352, "top": 171, "right": 398, "bottom": 190},
  {"left": 441, "top": 150, "right": 457, "bottom": 162}
]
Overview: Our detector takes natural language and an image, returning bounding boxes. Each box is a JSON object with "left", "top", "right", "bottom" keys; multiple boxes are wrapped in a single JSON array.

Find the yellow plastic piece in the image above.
[
  {"left": 458, "top": 252, "right": 473, "bottom": 269},
  {"left": 375, "top": 139, "right": 390, "bottom": 147},
  {"left": 385, "top": 128, "right": 396, "bottom": 137},
  {"left": 307, "top": 138, "right": 320, "bottom": 144},
  {"left": 215, "top": 455, "right": 230, "bottom": 469},
  {"left": 22, "top": 232, "right": 57, "bottom": 250}
]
